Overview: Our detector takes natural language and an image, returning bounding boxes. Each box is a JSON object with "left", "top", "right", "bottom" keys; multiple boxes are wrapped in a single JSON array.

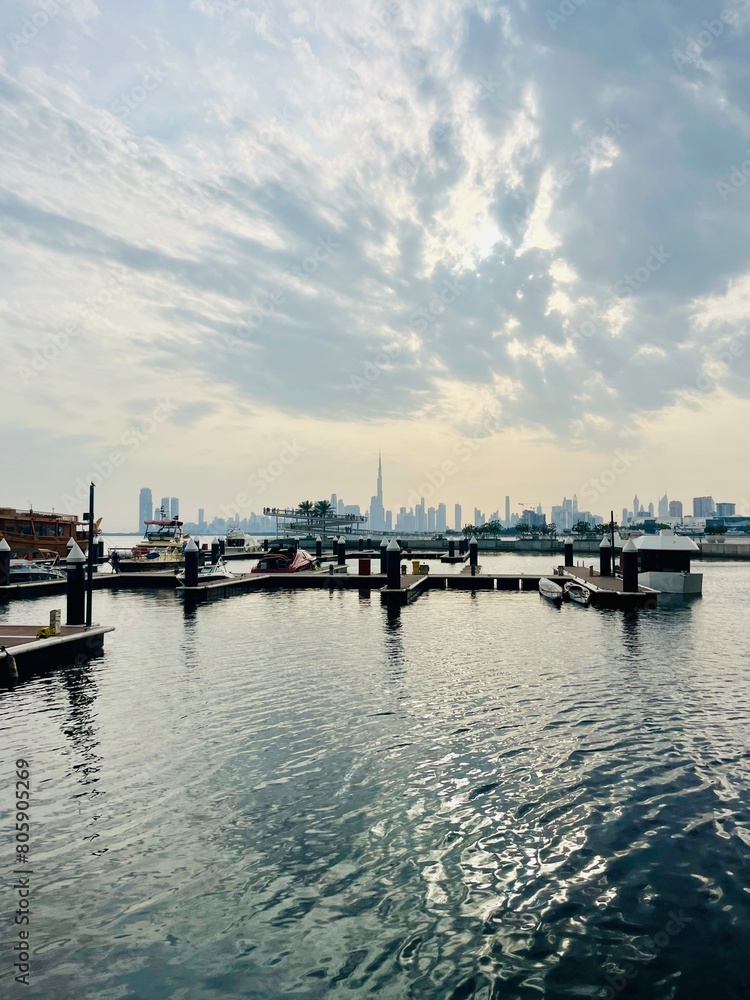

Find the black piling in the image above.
[
  {"left": 564, "top": 540, "right": 574, "bottom": 567},
  {"left": 448, "top": 539, "right": 455, "bottom": 558},
  {"left": 211, "top": 540, "right": 220, "bottom": 564},
  {"left": 380, "top": 538, "right": 388, "bottom": 574},
  {"left": 218, "top": 539, "right": 226, "bottom": 556},
  {"left": 386, "top": 539, "right": 401, "bottom": 589},
  {"left": 621, "top": 539, "right": 639, "bottom": 592},
  {"left": 366, "top": 536, "right": 372, "bottom": 551},
  {"left": 315, "top": 536, "right": 323, "bottom": 560},
  {"left": 469, "top": 535, "right": 478, "bottom": 568},
  {"left": 184, "top": 539, "right": 199, "bottom": 587},
  {"left": 599, "top": 536, "right": 612, "bottom": 577},
  {"left": 0, "top": 538, "right": 10, "bottom": 587},
  {"left": 66, "top": 542, "right": 86, "bottom": 625},
  {"left": 337, "top": 536, "right": 346, "bottom": 566}
]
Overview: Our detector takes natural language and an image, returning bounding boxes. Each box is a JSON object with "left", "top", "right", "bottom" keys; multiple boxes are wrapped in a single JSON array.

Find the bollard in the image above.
[
  {"left": 96, "top": 539, "right": 105, "bottom": 562},
  {"left": 448, "top": 539, "right": 455, "bottom": 558},
  {"left": 564, "top": 540, "right": 574, "bottom": 567},
  {"left": 263, "top": 539, "right": 269, "bottom": 551},
  {"left": 66, "top": 542, "right": 86, "bottom": 625},
  {"left": 315, "top": 536, "right": 322, "bottom": 560},
  {"left": 366, "top": 536, "right": 372, "bottom": 551},
  {"left": 0, "top": 538, "right": 10, "bottom": 588},
  {"left": 184, "top": 539, "right": 199, "bottom": 587},
  {"left": 599, "top": 536, "right": 612, "bottom": 577},
  {"left": 211, "top": 539, "right": 220, "bottom": 564},
  {"left": 386, "top": 538, "right": 401, "bottom": 589},
  {"left": 469, "top": 535, "right": 478, "bottom": 568},
  {"left": 218, "top": 539, "right": 225, "bottom": 556},
  {"left": 337, "top": 536, "right": 346, "bottom": 566},
  {"left": 380, "top": 537, "right": 388, "bottom": 574},
  {"left": 359, "top": 558, "right": 371, "bottom": 576},
  {"left": 621, "top": 539, "right": 639, "bottom": 592}
]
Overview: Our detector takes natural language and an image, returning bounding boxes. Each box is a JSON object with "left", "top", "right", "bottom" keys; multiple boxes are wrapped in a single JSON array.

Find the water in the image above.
[{"left": 1, "top": 555, "right": 748, "bottom": 999}]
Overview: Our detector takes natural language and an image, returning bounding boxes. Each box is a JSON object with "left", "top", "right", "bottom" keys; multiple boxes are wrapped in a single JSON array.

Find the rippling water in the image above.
[{"left": 1, "top": 555, "right": 749, "bottom": 999}]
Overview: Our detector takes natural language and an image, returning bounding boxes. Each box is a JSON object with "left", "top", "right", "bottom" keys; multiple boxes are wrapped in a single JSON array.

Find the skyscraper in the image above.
[
  {"left": 369, "top": 453, "right": 385, "bottom": 531},
  {"left": 504, "top": 496, "right": 510, "bottom": 526},
  {"left": 669, "top": 500, "right": 683, "bottom": 518},
  {"left": 436, "top": 502, "right": 447, "bottom": 532},
  {"left": 138, "top": 487, "right": 153, "bottom": 533},
  {"left": 170, "top": 498, "right": 180, "bottom": 520},
  {"left": 454, "top": 503, "right": 462, "bottom": 532},
  {"left": 658, "top": 492, "right": 669, "bottom": 518},
  {"left": 633, "top": 494, "right": 640, "bottom": 517},
  {"left": 693, "top": 496, "right": 714, "bottom": 517},
  {"left": 160, "top": 496, "right": 169, "bottom": 518}
]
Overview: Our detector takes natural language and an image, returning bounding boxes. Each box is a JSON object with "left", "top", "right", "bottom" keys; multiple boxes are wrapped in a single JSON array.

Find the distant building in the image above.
[
  {"left": 621, "top": 507, "right": 629, "bottom": 526},
  {"left": 415, "top": 498, "right": 427, "bottom": 532},
  {"left": 693, "top": 496, "right": 715, "bottom": 517},
  {"left": 658, "top": 492, "right": 669, "bottom": 518},
  {"left": 669, "top": 500, "right": 683, "bottom": 519},
  {"left": 160, "top": 496, "right": 169, "bottom": 519},
  {"left": 504, "top": 496, "right": 510, "bottom": 526},
  {"left": 427, "top": 507, "right": 436, "bottom": 532},
  {"left": 473, "top": 508, "right": 485, "bottom": 527},
  {"left": 436, "top": 503, "right": 447, "bottom": 532},
  {"left": 454, "top": 504, "right": 462, "bottom": 532},
  {"left": 633, "top": 494, "right": 640, "bottom": 518},
  {"left": 170, "top": 497, "right": 179, "bottom": 520},
  {"left": 522, "top": 508, "right": 546, "bottom": 527},
  {"left": 198, "top": 508, "right": 205, "bottom": 527},
  {"left": 716, "top": 502, "right": 736, "bottom": 517},
  {"left": 647, "top": 502, "right": 654, "bottom": 518},
  {"left": 138, "top": 487, "right": 153, "bottom": 533},
  {"left": 369, "top": 454, "right": 386, "bottom": 531},
  {"left": 385, "top": 510, "right": 393, "bottom": 531}
]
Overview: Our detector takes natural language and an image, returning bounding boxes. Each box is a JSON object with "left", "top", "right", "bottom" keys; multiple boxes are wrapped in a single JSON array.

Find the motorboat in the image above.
[
  {"left": 176, "top": 557, "right": 234, "bottom": 586},
  {"left": 9, "top": 556, "right": 66, "bottom": 582},
  {"left": 251, "top": 544, "right": 316, "bottom": 574},
  {"left": 564, "top": 582, "right": 591, "bottom": 605},
  {"left": 0, "top": 506, "right": 97, "bottom": 558},
  {"left": 112, "top": 517, "right": 188, "bottom": 570},
  {"left": 223, "top": 528, "right": 260, "bottom": 554},
  {"left": 539, "top": 578, "right": 564, "bottom": 602}
]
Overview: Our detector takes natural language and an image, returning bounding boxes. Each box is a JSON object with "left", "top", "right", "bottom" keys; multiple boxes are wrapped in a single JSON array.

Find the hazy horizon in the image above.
[{"left": 4, "top": 0, "right": 750, "bottom": 530}]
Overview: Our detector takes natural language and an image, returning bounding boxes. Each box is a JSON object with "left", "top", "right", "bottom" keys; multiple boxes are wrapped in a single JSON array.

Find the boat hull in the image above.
[
  {"left": 638, "top": 571, "right": 702, "bottom": 595},
  {"left": 539, "top": 579, "right": 563, "bottom": 601}
]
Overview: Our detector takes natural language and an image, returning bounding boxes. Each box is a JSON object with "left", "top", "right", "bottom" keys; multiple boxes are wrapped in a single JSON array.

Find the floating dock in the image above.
[
  {"left": 559, "top": 565, "right": 658, "bottom": 609},
  {"left": 0, "top": 624, "right": 114, "bottom": 683}
]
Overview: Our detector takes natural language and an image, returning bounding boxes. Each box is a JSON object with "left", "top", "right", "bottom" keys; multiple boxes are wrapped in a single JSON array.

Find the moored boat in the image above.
[
  {"left": 111, "top": 517, "right": 188, "bottom": 571},
  {"left": 539, "top": 578, "right": 564, "bottom": 602},
  {"left": 0, "top": 507, "right": 95, "bottom": 558},
  {"left": 251, "top": 543, "right": 316, "bottom": 574},
  {"left": 564, "top": 582, "right": 591, "bottom": 605},
  {"left": 223, "top": 528, "right": 260, "bottom": 554},
  {"left": 633, "top": 529, "right": 702, "bottom": 594},
  {"left": 176, "top": 557, "right": 234, "bottom": 586},
  {"left": 9, "top": 556, "right": 66, "bottom": 582}
]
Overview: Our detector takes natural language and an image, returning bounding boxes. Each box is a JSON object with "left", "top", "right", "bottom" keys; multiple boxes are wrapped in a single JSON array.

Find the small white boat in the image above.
[
  {"left": 176, "top": 557, "right": 234, "bottom": 587},
  {"left": 9, "top": 557, "right": 66, "bottom": 582},
  {"left": 539, "top": 578, "right": 563, "bottom": 602},
  {"left": 564, "top": 582, "right": 591, "bottom": 606}
]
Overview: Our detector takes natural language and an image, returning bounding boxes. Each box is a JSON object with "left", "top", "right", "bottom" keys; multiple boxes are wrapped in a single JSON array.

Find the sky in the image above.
[{"left": 2, "top": 0, "right": 750, "bottom": 530}]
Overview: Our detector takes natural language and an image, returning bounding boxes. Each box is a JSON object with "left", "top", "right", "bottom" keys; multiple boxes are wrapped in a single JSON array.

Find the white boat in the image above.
[
  {"left": 564, "top": 582, "right": 591, "bottom": 605},
  {"left": 223, "top": 529, "right": 260, "bottom": 554},
  {"left": 633, "top": 530, "right": 702, "bottom": 594},
  {"left": 176, "top": 557, "right": 234, "bottom": 587},
  {"left": 9, "top": 557, "right": 65, "bottom": 582},
  {"left": 539, "top": 578, "right": 563, "bottom": 602}
]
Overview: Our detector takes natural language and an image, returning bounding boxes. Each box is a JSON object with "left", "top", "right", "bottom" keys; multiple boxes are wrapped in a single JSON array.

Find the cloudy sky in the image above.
[{"left": 3, "top": 0, "right": 750, "bottom": 529}]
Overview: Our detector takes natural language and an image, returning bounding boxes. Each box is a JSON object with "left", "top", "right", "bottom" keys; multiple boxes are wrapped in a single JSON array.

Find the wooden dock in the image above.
[
  {"left": 559, "top": 565, "right": 658, "bottom": 609},
  {"left": 0, "top": 624, "right": 115, "bottom": 683}
]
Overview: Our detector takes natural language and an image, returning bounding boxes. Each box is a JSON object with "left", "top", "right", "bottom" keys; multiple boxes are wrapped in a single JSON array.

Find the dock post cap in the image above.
[
  {"left": 470, "top": 535, "right": 478, "bottom": 544},
  {"left": 67, "top": 541, "right": 86, "bottom": 563},
  {"left": 338, "top": 536, "right": 346, "bottom": 544},
  {"left": 599, "top": 536, "right": 611, "bottom": 547},
  {"left": 185, "top": 539, "right": 199, "bottom": 552},
  {"left": 380, "top": 537, "right": 388, "bottom": 547},
  {"left": 387, "top": 538, "right": 400, "bottom": 551},
  {"left": 0, "top": 538, "right": 10, "bottom": 552},
  {"left": 622, "top": 538, "right": 638, "bottom": 552},
  {"left": 315, "top": 535, "right": 322, "bottom": 542},
  {"left": 67, "top": 537, "right": 75, "bottom": 549}
]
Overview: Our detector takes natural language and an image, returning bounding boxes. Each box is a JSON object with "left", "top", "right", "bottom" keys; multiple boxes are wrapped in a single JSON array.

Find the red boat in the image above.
[{"left": 252, "top": 545, "right": 316, "bottom": 573}]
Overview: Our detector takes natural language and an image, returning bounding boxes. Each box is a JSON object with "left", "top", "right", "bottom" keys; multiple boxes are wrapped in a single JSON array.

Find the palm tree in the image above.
[
  {"left": 297, "top": 500, "right": 314, "bottom": 532},
  {"left": 313, "top": 500, "right": 333, "bottom": 531}
]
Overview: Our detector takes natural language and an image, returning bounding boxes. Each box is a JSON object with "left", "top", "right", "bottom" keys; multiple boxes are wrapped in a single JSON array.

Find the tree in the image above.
[
  {"left": 313, "top": 500, "right": 333, "bottom": 528},
  {"left": 572, "top": 520, "right": 591, "bottom": 537},
  {"left": 463, "top": 524, "right": 476, "bottom": 537},
  {"left": 297, "top": 500, "right": 314, "bottom": 531},
  {"left": 516, "top": 522, "right": 530, "bottom": 537},
  {"left": 485, "top": 519, "right": 502, "bottom": 537}
]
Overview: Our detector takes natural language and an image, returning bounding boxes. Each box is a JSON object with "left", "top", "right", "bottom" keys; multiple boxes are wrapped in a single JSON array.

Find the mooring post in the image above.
[
  {"left": 621, "top": 539, "right": 639, "bottom": 592},
  {"left": 211, "top": 539, "right": 220, "bottom": 564},
  {"left": 218, "top": 539, "right": 226, "bottom": 556},
  {"left": 564, "top": 540, "right": 574, "bottom": 567},
  {"left": 469, "top": 535, "right": 478, "bottom": 569},
  {"left": 448, "top": 539, "right": 455, "bottom": 558},
  {"left": 337, "top": 536, "right": 346, "bottom": 566},
  {"left": 358, "top": 536, "right": 364, "bottom": 551},
  {"left": 315, "top": 535, "right": 322, "bottom": 560},
  {"left": 184, "top": 539, "right": 199, "bottom": 587},
  {"left": 66, "top": 542, "right": 86, "bottom": 626},
  {"left": 599, "top": 536, "right": 612, "bottom": 577},
  {"left": 380, "top": 537, "right": 388, "bottom": 574},
  {"left": 386, "top": 538, "right": 401, "bottom": 589},
  {"left": 263, "top": 538, "right": 269, "bottom": 551},
  {"left": 366, "top": 536, "right": 372, "bottom": 551},
  {"left": 0, "top": 538, "right": 10, "bottom": 587}
]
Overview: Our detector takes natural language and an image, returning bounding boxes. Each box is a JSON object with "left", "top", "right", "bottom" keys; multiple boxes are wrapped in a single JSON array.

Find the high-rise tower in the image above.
[
  {"left": 138, "top": 487, "right": 153, "bottom": 533},
  {"left": 369, "top": 452, "right": 385, "bottom": 531}
]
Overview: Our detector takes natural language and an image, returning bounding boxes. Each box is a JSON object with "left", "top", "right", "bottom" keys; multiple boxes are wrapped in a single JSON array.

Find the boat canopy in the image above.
[{"left": 633, "top": 529, "right": 699, "bottom": 552}]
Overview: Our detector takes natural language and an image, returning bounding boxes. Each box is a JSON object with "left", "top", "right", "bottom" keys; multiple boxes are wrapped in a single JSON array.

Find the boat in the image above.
[
  {"left": 251, "top": 543, "right": 316, "bottom": 574},
  {"left": 564, "top": 582, "right": 591, "bottom": 605},
  {"left": 176, "top": 557, "right": 234, "bottom": 587},
  {"left": 9, "top": 556, "right": 66, "bottom": 582},
  {"left": 0, "top": 507, "right": 96, "bottom": 558},
  {"left": 111, "top": 517, "right": 188, "bottom": 571},
  {"left": 223, "top": 528, "right": 260, "bottom": 554},
  {"left": 633, "top": 529, "right": 702, "bottom": 594},
  {"left": 539, "top": 578, "right": 564, "bottom": 602}
]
